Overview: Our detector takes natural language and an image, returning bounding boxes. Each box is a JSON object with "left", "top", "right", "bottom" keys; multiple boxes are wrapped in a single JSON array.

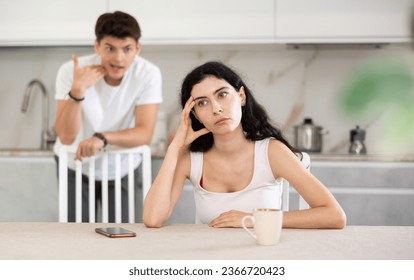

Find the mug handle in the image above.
[{"left": 241, "top": 215, "right": 257, "bottom": 241}]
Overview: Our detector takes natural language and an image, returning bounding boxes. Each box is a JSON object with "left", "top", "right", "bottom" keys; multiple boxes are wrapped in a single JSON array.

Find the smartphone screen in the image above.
[{"left": 95, "top": 227, "right": 136, "bottom": 238}]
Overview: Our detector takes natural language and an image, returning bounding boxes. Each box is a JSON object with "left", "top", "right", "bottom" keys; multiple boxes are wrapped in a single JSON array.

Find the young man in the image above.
[{"left": 53, "top": 11, "right": 162, "bottom": 222}]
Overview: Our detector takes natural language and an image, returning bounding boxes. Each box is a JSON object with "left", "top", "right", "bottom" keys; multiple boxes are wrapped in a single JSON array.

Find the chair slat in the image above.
[
  {"left": 88, "top": 157, "right": 95, "bottom": 223},
  {"left": 115, "top": 153, "right": 122, "bottom": 223},
  {"left": 58, "top": 146, "right": 68, "bottom": 222},
  {"left": 75, "top": 160, "right": 82, "bottom": 223},
  {"left": 101, "top": 153, "right": 109, "bottom": 223},
  {"left": 128, "top": 153, "right": 135, "bottom": 223}
]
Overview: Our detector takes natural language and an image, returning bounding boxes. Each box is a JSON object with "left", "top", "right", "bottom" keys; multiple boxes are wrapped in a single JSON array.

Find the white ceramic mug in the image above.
[{"left": 241, "top": 208, "right": 283, "bottom": 246}]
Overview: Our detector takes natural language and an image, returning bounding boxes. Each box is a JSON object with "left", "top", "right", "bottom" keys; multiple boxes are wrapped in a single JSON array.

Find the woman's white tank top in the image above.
[{"left": 189, "top": 138, "right": 282, "bottom": 224}]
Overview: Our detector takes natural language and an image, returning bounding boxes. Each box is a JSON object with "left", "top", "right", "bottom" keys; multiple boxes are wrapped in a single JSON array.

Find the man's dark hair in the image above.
[{"left": 95, "top": 11, "right": 141, "bottom": 42}]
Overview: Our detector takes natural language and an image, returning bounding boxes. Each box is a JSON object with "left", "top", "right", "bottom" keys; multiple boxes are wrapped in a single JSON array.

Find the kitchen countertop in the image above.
[
  {"left": 309, "top": 153, "right": 414, "bottom": 162},
  {"left": 1, "top": 149, "right": 414, "bottom": 162},
  {"left": 0, "top": 149, "right": 54, "bottom": 157}
]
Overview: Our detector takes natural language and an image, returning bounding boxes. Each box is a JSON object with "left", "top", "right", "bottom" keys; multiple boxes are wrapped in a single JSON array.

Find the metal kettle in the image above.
[{"left": 349, "top": 125, "right": 367, "bottom": 154}]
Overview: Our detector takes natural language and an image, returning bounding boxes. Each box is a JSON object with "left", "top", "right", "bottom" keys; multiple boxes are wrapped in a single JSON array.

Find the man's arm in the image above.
[
  {"left": 54, "top": 100, "right": 82, "bottom": 144},
  {"left": 73, "top": 103, "right": 159, "bottom": 161},
  {"left": 54, "top": 55, "right": 105, "bottom": 144},
  {"left": 102, "top": 103, "right": 159, "bottom": 147}
]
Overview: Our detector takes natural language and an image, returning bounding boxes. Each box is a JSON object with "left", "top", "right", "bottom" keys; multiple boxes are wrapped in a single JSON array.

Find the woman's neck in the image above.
[{"left": 211, "top": 127, "right": 250, "bottom": 155}]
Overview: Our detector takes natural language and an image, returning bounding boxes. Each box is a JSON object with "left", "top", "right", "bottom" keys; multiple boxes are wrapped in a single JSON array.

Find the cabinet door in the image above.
[
  {"left": 275, "top": 0, "right": 413, "bottom": 43},
  {"left": 0, "top": 0, "right": 106, "bottom": 46},
  {"left": 310, "top": 161, "right": 414, "bottom": 226},
  {"left": 108, "top": 0, "right": 275, "bottom": 44}
]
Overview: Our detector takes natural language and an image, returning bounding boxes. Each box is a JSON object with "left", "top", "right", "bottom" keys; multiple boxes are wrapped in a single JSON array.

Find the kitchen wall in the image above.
[{"left": 1, "top": 43, "right": 413, "bottom": 155}]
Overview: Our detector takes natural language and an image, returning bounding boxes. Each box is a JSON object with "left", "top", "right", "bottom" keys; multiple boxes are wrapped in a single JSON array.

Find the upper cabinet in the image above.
[
  {"left": 275, "top": 0, "right": 413, "bottom": 43},
  {"left": 108, "top": 0, "right": 275, "bottom": 44},
  {"left": 0, "top": 0, "right": 412, "bottom": 46},
  {"left": 0, "top": 0, "right": 106, "bottom": 46}
]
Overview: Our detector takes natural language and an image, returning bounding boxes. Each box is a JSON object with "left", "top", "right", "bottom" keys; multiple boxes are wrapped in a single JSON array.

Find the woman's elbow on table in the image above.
[
  {"left": 331, "top": 208, "right": 347, "bottom": 229},
  {"left": 143, "top": 210, "right": 168, "bottom": 228},
  {"left": 143, "top": 216, "right": 163, "bottom": 228}
]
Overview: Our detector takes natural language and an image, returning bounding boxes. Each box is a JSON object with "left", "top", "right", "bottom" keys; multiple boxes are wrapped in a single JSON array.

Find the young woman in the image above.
[{"left": 143, "top": 61, "right": 346, "bottom": 229}]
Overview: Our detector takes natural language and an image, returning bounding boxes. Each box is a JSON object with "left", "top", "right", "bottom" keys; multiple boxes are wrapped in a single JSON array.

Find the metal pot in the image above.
[{"left": 294, "top": 118, "right": 327, "bottom": 153}]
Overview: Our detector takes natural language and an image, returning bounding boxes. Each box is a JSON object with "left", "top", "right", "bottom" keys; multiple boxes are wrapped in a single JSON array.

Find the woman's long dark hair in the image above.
[{"left": 180, "top": 61, "right": 299, "bottom": 155}]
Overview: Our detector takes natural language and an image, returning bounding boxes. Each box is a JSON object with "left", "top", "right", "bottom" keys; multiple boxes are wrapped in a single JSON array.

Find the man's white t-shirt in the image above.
[{"left": 54, "top": 54, "right": 162, "bottom": 179}]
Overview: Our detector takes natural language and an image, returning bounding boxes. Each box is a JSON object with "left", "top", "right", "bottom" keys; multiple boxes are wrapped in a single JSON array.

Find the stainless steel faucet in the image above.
[{"left": 21, "top": 79, "right": 56, "bottom": 150}]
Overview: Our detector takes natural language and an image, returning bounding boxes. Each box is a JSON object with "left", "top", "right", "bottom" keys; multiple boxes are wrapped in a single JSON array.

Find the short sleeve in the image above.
[{"left": 134, "top": 64, "right": 163, "bottom": 105}]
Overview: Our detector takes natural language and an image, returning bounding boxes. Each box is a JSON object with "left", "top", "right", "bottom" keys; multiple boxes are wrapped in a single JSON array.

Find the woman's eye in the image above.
[
  {"left": 196, "top": 100, "right": 208, "bottom": 107},
  {"left": 218, "top": 92, "right": 228, "bottom": 98}
]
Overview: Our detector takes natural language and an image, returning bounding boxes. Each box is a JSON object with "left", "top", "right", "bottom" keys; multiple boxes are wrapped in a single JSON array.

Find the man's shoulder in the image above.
[{"left": 131, "top": 56, "right": 161, "bottom": 76}]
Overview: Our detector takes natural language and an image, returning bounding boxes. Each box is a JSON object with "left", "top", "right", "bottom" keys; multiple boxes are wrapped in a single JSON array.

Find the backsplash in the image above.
[{"left": 1, "top": 43, "right": 413, "bottom": 155}]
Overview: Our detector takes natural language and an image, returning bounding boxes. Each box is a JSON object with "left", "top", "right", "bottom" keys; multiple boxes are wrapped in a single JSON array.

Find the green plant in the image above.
[{"left": 340, "top": 59, "right": 414, "bottom": 152}]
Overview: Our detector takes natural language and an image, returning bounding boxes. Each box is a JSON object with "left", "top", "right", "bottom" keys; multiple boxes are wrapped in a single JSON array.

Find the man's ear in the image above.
[
  {"left": 239, "top": 86, "right": 246, "bottom": 106},
  {"left": 135, "top": 42, "right": 142, "bottom": 56},
  {"left": 94, "top": 40, "right": 100, "bottom": 55}
]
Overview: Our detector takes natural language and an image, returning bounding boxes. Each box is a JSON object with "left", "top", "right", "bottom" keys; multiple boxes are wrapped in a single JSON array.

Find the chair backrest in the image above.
[
  {"left": 58, "top": 145, "right": 151, "bottom": 223},
  {"left": 281, "top": 152, "right": 311, "bottom": 211}
]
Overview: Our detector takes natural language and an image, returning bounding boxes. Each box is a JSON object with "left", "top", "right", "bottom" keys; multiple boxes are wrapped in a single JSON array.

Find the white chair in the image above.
[
  {"left": 58, "top": 145, "right": 151, "bottom": 223},
  {"left": 281, "top": 152, "right": 311, "bottom": 211}
]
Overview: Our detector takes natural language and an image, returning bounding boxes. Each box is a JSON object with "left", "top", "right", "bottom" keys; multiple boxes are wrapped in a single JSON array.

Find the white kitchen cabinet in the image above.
[
  {"left": 108, "top": 0, "right": 275, "bottom": 44},
  {"left": 301, "top": 160, "right": 414, "bottom": 226},
  {"left": 0, "top": 157, "right": 58, "bottom": 222},
  {"left": 275, "top": 0, "right": 413, "bottom": 43},
  {"left": 0, "top": 0, "right": 106, "bottom": 46}
]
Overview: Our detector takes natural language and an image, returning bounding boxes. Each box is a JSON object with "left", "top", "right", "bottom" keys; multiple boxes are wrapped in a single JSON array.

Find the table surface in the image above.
[{"left": 0, "top": 223, "right": 413, "bottom": 260}]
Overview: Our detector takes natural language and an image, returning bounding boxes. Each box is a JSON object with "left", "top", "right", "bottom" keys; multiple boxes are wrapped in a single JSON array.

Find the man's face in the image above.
[{"left": 94, "top": 36, "right": 140, "bottom": 86}]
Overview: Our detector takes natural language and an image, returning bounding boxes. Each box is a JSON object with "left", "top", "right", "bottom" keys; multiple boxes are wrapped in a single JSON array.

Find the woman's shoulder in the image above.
[
  {"left": 267, "top": 138, "right": 297, "bottom": 159},
  {"left": 264, "top": 137, "right": 287, "bottom": 149}
]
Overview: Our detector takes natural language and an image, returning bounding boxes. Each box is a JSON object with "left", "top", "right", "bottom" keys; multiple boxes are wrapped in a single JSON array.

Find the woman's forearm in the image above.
[
  {"left": 282, "top": 205, "right": 346, "bottom": 229},
  {"left": 143, "top": 144, "right": 184, "bottom": 227}
]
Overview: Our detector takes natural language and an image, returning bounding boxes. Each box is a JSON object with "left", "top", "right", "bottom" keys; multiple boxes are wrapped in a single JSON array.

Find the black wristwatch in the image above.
[{"left": 93, "top": 132, "right": 108, "bottom": 148}]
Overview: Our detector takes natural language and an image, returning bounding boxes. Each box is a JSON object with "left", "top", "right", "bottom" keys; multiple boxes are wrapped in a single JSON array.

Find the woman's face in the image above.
[{"left": 191, "top": 76, "right": 246, "bottom": 134}]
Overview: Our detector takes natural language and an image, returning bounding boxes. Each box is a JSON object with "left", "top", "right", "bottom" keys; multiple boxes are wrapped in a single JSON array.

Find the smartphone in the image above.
[{"left": 95, "top": 227, "right": 136, "bottom": 238}]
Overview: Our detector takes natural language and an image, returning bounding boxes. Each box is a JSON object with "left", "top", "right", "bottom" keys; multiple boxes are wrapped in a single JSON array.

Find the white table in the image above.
[{"left": 0, "top": 223, "right": 413, "bottom": 260}]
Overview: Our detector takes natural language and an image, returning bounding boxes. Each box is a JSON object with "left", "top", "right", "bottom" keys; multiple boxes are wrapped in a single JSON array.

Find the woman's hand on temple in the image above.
[{"left": 171, "top": 96, "right": 209, "bottom": 149}]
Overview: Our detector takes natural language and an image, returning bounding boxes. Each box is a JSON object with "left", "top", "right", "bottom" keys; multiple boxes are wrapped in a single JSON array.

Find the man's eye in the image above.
[
  {"left": 105, "top": 47, "right": 113, "bottom": 52},
  {"left": 124, "top": 47, "right": 132, "bottom": 53}
]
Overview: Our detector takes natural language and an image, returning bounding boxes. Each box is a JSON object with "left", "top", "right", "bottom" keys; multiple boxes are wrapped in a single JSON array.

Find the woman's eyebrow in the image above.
[
  {"left": 214, "top": 86, "right": 229, "bottom": 94},
  {"left": 192, "top": 86, "right": 230, "bottom": 101},
  {"left": 193, "top": 96, "right": 206, "bottom": 101}
]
